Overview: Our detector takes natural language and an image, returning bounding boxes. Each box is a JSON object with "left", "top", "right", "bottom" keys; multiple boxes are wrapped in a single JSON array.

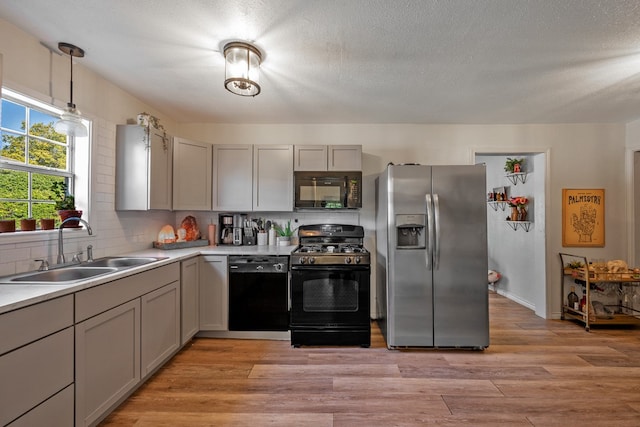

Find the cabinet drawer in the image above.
[
  {"left": 8, "top": 384, "right": 74, "bottom": 427},
  {"left": 76, "top": 263, "right": 180, "bottom": 322},
  {"left": 0, "top": 295, "right": 73, "bottom": 356},
  {"left": 0, "top": 327, "right": 74, "bottom": 426}
]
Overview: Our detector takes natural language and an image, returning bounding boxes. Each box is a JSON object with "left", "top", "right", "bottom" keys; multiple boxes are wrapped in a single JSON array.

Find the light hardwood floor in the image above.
[{"left": 101, "top": 292, "right": 640, "bottom": 426}]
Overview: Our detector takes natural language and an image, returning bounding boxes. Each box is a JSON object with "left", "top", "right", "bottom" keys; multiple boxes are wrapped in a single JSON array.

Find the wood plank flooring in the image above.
[{"left": 100, "top": 292, "right": 640, "bottom": 426}]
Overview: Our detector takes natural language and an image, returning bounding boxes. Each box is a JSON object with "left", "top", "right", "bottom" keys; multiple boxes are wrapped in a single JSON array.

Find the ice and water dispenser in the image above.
[{"left": 395, "top": 214, "right": 426, "bottom": 249}]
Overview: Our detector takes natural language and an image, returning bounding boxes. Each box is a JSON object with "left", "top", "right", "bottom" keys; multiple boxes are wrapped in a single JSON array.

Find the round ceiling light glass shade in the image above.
[
  {"left": 224, "top": 42, "right": 261, "bottom": 97},
  {"left": 54, "top": 104, "right": 87, "bottom": 137}
]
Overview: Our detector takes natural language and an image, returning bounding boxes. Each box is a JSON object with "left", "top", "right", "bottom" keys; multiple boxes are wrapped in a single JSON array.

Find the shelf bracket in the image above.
[
  {"left": 505, "top": 172, "right": 528, "bottom": 185},
  {"left": 487, "top": 201, "right": 507, "bottom": 211},
  {"left": 505, "top": 221, "right": 532, "bottom": 232}
]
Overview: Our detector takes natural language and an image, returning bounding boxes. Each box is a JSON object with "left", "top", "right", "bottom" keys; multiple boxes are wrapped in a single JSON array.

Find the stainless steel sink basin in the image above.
[
  {"left": 82, "top": 256, "right": 165, "bottom": 268},
  {"left": 9, "top": 267, "right": 118, "bottom": 283},
  {"left": 0, "top": 256, "right": 167, "bottom": 285}
]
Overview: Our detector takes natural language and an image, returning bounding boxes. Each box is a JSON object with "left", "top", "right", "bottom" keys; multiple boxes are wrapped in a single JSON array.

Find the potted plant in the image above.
[
  {"left": 274, "top": 220, "right": 294, "bottom": 246},
  {"left": 504, "top": 157, "right": 524, "bottom": 174},
  {"left": 0, "top": 218, "right": 15, "bottom": 233},
  {"left": 51, "top": 181, "right": 82, "bottom": 227},
  {"left": 19, "top": 218, "right": 36, "bottom": 231}
]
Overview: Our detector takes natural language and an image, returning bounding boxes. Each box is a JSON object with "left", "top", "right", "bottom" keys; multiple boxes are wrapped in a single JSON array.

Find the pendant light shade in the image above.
[
  {"left": 224, "top": 42, "right": 262, "bottom": 97},
  {"left": 54, "top": 42, "right": 88, "bottom": 137}
]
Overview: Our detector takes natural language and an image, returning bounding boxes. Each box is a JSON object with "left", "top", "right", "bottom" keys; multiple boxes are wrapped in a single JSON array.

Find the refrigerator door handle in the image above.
[
  {"left": 425, "top": 194, "right": 434, "bottom": 270},
  {"left": 433, "top": 193, "right": 441, "bottom": 270}
]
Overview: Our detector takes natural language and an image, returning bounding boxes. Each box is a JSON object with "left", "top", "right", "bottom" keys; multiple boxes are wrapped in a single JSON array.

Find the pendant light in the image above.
[
  {"left": 54, "top": 42, "right": 88, "bottom": 137},
  {"left": 223, "top": 41, "right": 262, "bottom": 97}
]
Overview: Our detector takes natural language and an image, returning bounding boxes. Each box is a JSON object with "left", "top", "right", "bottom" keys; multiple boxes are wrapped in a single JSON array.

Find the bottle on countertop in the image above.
[
  {"left": 567, "top": 286, "right": 579, "bottom": 310},
  {"left": 268, "top": 224, "right": 276, "bottom": 246}
]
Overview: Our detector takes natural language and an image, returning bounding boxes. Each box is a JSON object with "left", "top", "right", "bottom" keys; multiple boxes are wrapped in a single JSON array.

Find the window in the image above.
[{"left": 0, "top": 88, "right": 75, "bottom": 228}]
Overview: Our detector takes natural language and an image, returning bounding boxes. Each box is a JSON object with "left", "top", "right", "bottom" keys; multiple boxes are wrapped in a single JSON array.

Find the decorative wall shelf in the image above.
[
  {"left": 505, "top": 221, "right": 532, "bottom": 232},
  {"left": 505, "top": 172, "right": 528, "bottom": 185},
  {"left": 487, "top": 201, "right": 508, "bottom": 211}
]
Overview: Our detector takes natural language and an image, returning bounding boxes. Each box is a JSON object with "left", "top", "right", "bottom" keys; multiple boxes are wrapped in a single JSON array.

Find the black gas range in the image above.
[{"left": 289, "top": 224, "right": 371, "bottom": 347}]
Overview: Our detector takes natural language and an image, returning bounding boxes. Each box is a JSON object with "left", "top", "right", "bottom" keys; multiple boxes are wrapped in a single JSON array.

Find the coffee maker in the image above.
[
  {"left": 232, "top": 214, "right": 245, "bottom": 246},
  {"left": 219, "top": 214, "right": 234, "bottom": 245}
]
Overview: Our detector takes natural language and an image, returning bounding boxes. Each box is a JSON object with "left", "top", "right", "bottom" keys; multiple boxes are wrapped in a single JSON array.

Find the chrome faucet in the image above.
[{"left": 57, "top": 217, "right": 93, "bottom": 264}]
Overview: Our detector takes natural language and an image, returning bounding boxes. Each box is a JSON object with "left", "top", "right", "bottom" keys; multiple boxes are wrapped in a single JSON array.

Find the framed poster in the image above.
[{"left": 562, "top": 188, "right": 605, "bottom": 247}]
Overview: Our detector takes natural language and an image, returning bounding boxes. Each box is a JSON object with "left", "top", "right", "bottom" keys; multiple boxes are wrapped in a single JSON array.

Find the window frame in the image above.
[{"left": 0, "top": 87, "right": 88, "bottom": 230}]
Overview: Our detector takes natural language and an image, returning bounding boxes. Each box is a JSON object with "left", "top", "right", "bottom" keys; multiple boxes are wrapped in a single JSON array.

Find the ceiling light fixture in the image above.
[
  {"left": 223, "top": 41, "right": 262, "bottom": 97},
  {"left": 54, "top": 42, "right": 88, "bottom": 137}
]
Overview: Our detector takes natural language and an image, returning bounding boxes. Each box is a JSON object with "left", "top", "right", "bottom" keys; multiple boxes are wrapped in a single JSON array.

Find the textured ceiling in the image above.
[{"left": 2, "top": 0, "right": 640, "bottom": 124}]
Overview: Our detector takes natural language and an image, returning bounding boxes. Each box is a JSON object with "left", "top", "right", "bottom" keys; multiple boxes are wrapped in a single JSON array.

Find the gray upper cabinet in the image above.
[
  {"left": 294, "top": 145, "right": 362, "bottom": 171},
  {"left": 116, "top": 125, "right": 173, "bottom": 210},
  {"left": 328, "top": 145, "right": 362, "bottom": 171},
  {"left": 253, "top": 145, "right": 293, "bottom": 211},
  {"left": 172, "top": 137, "right": 212, "bottom": 210},
  {"left": 294, "top": 145, "right": 328, "bottom": 171},
  {"left": 212, "top": 145, "right": 253, "bottom": 211},
  {"left": 213, "top": 144, "right": 293, "bottom": 212}
]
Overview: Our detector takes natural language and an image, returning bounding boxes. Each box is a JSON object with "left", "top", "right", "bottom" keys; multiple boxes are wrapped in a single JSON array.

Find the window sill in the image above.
[{"left": 0, "top": 228, "right": 95, "bottom": 245}]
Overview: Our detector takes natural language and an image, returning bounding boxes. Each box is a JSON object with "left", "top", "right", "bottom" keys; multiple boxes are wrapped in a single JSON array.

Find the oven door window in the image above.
[
  {"left": 291, "top": 268, "right": 370, "bottom": 327},
  {"left": 303, "top": 277, "right": 358, "bottom": 312}
]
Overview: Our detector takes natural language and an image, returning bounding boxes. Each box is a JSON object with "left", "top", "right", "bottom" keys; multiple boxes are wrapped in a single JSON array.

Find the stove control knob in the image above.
[
  {"left": 345, "top": 257, "right": 352, "bottom": 264},
  {"left": 300, "top": 257, "right": 307, "bottom": 264},
  {"left": 355, "top": 256, "right": 361, "bottom": 264},
  {"left": 309, "top": 257, "right": 315, "bottom": 264}
]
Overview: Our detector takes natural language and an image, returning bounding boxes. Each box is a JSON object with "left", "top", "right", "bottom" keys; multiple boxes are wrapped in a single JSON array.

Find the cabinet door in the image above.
[
  {"left": 199, "top": 256, "right": 228, "bottom": 331},
  {"left": 173, "top": 137, "right": 212, "bottom": 210},
  {"left": 294, "top": 145, "right": 328, "bottom": 171},
  {"left": 116, "top": 125, "right": 172, "bottom": 210},
  {"left": 254, "top": 145, "right": 294, "bottom": 211},
  {"left": 181, "top": 257, "right": 200, "bottom": 345},
  {"left": 75, "top": 299, "right": 141, "bottom": 427},
  {"left": 148, "top": 128, "right": 173, "bottom": 210},
  {"left": 141, "top": 281, "right": 181, "bottom": 378},
  {"left": 328, "top": 145, "right": 362, "bottom": 171},
  {"left": 212, "top": 145, "right": 253, "bottom": 210}
]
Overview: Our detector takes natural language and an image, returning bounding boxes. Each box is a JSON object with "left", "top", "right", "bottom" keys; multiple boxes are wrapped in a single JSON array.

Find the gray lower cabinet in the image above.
[
  {"left": 181, "top": 257, "right": 200, "bottom": 344},
  {"left": 199, "top": 255, "right": 228, "bottom": 331},
  {"left": 75, "top": 299, "right": 141, "bottom": 427},
  {"left": 0, "top": 295, "right": 74, "bottom": 426},
  {"left": 74, "top": 263, "right": 180, "bottom": 426},
  {"left": 141, "top": 281, "right": 180, "bottom": 377}
]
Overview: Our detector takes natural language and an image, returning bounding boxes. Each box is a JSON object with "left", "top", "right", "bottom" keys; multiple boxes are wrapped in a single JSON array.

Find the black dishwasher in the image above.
[{"left": 228, "top": 255, "right": 289, "bottom": 331}]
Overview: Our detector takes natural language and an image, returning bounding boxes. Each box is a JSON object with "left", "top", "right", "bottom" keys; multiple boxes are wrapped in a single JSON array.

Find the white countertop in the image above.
[{"left": 0, "top": 244, "right": 297, "bottom": 315}]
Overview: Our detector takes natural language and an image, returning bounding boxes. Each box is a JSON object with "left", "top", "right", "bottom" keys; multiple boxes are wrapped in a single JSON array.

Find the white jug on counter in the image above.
[{"left": 268, "top": 225, "right": 276, "bottom": 246}]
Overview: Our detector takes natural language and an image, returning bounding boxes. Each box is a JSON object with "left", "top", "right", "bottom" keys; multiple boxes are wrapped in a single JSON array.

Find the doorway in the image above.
[{"left": 476, "top": 152, "right": 548, "bottom": 318}]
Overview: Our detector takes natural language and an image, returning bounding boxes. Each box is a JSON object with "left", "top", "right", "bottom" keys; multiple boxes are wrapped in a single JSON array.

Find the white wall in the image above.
[{"left": 0, "top": 19, "right": 632, "bottom": 321}]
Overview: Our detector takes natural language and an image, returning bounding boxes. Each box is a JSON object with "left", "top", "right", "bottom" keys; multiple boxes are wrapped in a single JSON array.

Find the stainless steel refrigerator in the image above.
[{"left": 375, "top": 164, "right": 489, "bottom": 349}]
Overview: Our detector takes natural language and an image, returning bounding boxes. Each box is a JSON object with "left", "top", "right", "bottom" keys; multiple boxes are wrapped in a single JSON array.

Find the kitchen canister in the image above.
[
  {"left": 208, "top": 224, "right": 217, "bottom": 246},
  {"left": 257, "top": 231, "right": 268, "bottom": 246}
]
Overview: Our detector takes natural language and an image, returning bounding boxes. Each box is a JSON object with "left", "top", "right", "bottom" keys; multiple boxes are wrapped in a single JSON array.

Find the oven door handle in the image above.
[{"left": 291, "top": 265, "right": 370, "bottom": 271}]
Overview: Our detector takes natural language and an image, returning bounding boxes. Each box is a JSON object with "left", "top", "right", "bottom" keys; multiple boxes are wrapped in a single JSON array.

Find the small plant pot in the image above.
[
  {"left": 277, "top": 237, "right": 291, "bottom": 246},
  {"left": 20, "top": 219, "right": 36, "bottom": 231},
  {"left": 0, "top": 219, "right": 16, "bottom": 233},
  {"left": 40, "top": 218, "right": 56, "bottom": 230},
  {"left": 58, "top": 210, "right": 83, "bottom": 228}
]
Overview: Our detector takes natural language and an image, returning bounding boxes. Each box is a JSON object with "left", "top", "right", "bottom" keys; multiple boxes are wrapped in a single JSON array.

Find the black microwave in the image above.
[{"left": 294, "top": 171, "right": 362, "bottom": 209}]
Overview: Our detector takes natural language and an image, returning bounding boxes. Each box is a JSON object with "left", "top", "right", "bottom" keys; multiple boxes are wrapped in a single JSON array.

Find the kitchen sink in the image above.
[
  {"left": 8, "top": 267, "right": 118, "bottom": 283},
  {"left": 82, "top": 256, "right": 165, "bottom": 268},
  {"left": 0, "top": 256, "right": 167, "bottom": 285}
]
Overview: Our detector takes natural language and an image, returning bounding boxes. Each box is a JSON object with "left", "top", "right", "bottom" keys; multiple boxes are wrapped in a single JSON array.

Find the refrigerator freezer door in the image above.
[
  {"left": 431, "top": 165, "right": 489, "bottom": 348},
  {"left": 387, "top": 165, "right": 434, "bottom": 347}
]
